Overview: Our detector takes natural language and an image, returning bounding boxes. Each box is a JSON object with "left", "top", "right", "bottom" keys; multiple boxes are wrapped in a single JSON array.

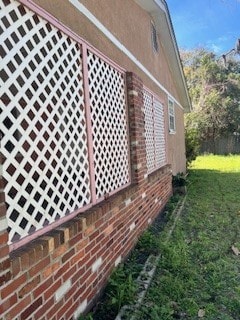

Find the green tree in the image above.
[{"left": 182, "top": 48, "right": 240, "bottom": 157}]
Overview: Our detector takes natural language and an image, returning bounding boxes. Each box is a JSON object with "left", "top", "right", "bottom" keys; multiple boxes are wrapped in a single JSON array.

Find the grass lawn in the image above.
[{"left": 136, "top": 155, "right": 240, "bottom": 319}]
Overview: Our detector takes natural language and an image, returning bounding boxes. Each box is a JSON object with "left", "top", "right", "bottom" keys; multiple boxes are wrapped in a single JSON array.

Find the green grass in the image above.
[
  {"left": 137, "top": 155, "right": 240, "bottom": 319},
  {"left": 191, "top": 154, "right": 240, "bottom": 172}
]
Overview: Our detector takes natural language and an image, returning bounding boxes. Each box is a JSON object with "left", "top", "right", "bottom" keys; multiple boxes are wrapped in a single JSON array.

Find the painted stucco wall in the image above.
[
  {"left": 168, "top": 106, "right": 187, "bottom": 174},
  {"left": 32, "top": 1, "right": 169, "bottom": 90}
]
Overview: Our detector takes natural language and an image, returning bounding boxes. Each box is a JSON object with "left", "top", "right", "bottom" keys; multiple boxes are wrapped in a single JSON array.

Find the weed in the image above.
[
  {"left": 78, "top": 314, "right": 93, "bottom": 320},
  {"left": 90, "top": 264, "right": 137, "bottom": 319},
  {"left": 136, "top": 230, "right": 160, "bottom": 255},
  {"left": 172, "top": 172, "right": 188, "bottom": 187},
  {"left": 107, "top": 266, "right": 136, "bottom": 312}
]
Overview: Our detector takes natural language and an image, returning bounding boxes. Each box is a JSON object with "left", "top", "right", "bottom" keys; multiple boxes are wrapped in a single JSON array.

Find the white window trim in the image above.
[{"left": 168, "top": 98, "right": 176, "bottom": 134}]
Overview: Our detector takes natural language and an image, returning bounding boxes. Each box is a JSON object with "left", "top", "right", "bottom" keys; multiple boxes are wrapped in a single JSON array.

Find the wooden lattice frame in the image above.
[
  {"left": 87, "top": 50, "right": 130, "bottom": 199},
  {"left": 143, "top": 88, "right": 167, "bottom": 174}
]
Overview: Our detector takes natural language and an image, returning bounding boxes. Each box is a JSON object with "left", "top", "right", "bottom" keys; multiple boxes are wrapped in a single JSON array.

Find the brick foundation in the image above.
[{"left": 0, "top": 72, "right": 172, "bottom": 320}]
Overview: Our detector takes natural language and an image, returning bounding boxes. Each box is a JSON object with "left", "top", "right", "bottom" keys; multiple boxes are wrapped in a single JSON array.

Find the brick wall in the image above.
[
  {"left": 0, "top": 153, "right": 11, "bottom": 296},
  {"left": 0, "top": 72, "right": 172, "bottom": 320}
]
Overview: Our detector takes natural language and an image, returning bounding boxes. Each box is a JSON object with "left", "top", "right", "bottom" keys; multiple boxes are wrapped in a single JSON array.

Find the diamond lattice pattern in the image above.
[
  {"left": 87, "top": 50, "right": 130, "bottom": 199},
  {"left": 143, "top": 90, "right": 155, "bottom": 173},
  {"left": 154, "top": 99, "right": 166, "bottom": 168},
  {"left": 0, "top": 0, "right": 91, "bottom": 243},
  {"left": 143, "top": 89, "right": 166, "bottom": 173}
]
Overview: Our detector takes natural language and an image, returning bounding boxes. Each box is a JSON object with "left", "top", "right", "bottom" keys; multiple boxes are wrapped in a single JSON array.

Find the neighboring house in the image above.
[{"left": 0, "top": 0, "right": 191, "bottom": 319}]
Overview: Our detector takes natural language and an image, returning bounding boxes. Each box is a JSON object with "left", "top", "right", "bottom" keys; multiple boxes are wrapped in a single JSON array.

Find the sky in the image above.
[{"left": 167, "top": 0, "right": 240, "bottom": 56}]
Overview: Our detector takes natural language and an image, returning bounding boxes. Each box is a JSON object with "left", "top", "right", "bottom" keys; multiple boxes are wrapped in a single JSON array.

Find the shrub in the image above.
[{"left": 185, "top": 126, "right": 200, "bottom": 166}]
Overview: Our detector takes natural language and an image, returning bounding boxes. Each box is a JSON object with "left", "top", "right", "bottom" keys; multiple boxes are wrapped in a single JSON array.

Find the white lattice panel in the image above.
[
  {"left": 143, "top": 89, "right": 166, "bottom": 173},
  {"left": 87, "top": 50, "right": 130, "bottom": 199},
  {"left": 154, "top": 99, "right": 166, "bottom": 167},
  {"left": 0, "top": 0, "right": 91, "bottom": 243},
  {"left": 143, "top": 90, "right": 155, "bottom": 173}
]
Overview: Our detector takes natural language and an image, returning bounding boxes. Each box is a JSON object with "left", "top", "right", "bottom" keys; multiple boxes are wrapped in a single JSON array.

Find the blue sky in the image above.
[{"left": 167, "top": 0, "right": 240, "bottom": 55}]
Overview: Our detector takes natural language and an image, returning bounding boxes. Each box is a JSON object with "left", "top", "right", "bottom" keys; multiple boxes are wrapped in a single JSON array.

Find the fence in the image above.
[
  {"left": 201, "top": 135, "right": 240, "bottom": 155},
  {"left": 0, "top": 0, "right": 130, "bottom": 249}
]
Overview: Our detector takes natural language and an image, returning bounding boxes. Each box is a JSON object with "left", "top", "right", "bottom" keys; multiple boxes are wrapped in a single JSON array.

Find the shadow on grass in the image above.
[{"left": 187, "top": 168, "right": 240, "bottom": 200}]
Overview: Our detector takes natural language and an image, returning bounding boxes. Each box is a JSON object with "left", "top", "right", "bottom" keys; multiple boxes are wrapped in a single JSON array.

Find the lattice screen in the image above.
[
  {"left": 0, "top": 0, "right": 129, "bottom": 245},
  {"left": 87, "top": 50, "right": 130, "bottom": 199},
  {"left": 143, "top": 90, "right": 155, "bottom": 173},
  {"left": 153, "top": 99, "right": 166, "bottom": 168},
  {"left": 143, "top": 89, "right": 166, "bottom": 173}
]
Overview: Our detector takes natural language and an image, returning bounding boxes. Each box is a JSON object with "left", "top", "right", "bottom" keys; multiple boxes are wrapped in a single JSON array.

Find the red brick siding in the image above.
[
  {"left": 0, "top": 72, "right": 172, "bottom": 320},
  {"left": 0, "top": 153, "right": 11, "bottom": 296}
]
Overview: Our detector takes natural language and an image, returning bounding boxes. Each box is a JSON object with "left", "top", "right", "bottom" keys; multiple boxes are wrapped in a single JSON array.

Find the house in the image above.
[{"left": 0, "top": 0, "right": 191, "bottom": 319}]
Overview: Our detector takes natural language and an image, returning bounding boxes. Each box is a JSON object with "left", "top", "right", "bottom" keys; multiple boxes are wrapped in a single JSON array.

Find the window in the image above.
[
  {"left": 151, "top": 21, "right": 159, "bottom": 53},
  {"left": 168, "top": 98, "right": 176, "bottom": 133}
]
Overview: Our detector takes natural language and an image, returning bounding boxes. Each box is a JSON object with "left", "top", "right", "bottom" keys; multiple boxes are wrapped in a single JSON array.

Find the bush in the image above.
[
  {"left": 185, "top": 126, "right": 200, "bottom": 166},
  {"left": 172, "top": 173, "right": 187, "bottom": 187}
]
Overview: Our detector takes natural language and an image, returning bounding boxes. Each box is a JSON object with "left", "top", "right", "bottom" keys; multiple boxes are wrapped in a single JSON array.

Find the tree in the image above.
[{"left": 182, "top": 48, "right": 240, "bottom": 157}]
